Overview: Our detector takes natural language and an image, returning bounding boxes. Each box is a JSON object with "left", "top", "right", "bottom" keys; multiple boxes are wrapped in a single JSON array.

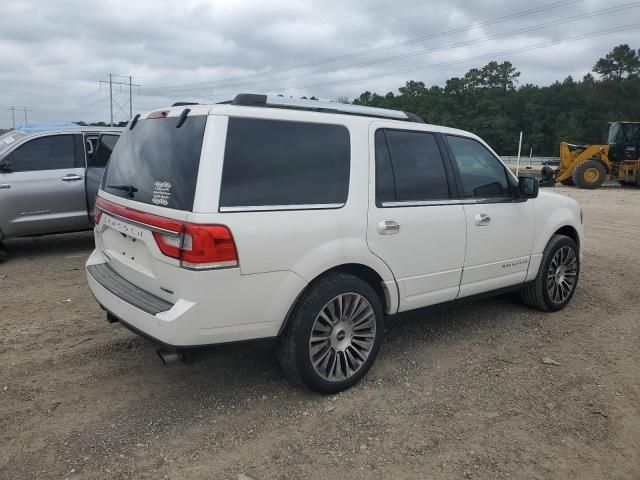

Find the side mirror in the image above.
[
  {"left": 0, "top": 156, "right": 13, "bottom": 173},
  {"left": 518, "top": 176, "right": 539, "bottom": 198}
]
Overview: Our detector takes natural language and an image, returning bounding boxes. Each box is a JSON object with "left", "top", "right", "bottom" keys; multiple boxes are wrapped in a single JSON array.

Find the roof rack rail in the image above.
[
  {"left": 231, "top": 93, "right": 424, "bottom": 123},
  {"left": 172, "top": 102, "right": 199, "bottom": 107}
]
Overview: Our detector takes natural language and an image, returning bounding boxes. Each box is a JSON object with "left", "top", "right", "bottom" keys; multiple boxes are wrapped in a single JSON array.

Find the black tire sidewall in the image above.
[
  {"left": 539, "top": 236, "right": 580, "bottom": 311},
  {"left": 292, "top": 274, "right": 384, "bottom": 394}
]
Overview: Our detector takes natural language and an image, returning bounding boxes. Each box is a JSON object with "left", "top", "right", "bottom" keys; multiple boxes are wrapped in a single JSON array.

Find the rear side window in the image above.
[
  {"left": 375, "top": 129, "right": 450, "bottom": 204},
  {"left": 102, "top": 116, "right": 206, "bottom": 211},
  {"left": 447, "top": 135, "right": 510, "bottom": 198},
  {"left": 220, "top": 118, "right": 350, "bottom": 209},
  {"left": 9, "top": 135, "right": 75, "bottom": 172},
  {"left": 89, "top": 134, "right": 119, "bottom": 168}
]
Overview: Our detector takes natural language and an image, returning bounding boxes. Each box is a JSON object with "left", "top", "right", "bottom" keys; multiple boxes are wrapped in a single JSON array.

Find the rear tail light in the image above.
[
  {"left": 95, "top": 196, "right": 238, "bottom": 270},
  {"left": 153, "top": 225, "right": 238, "bottom": 270}
]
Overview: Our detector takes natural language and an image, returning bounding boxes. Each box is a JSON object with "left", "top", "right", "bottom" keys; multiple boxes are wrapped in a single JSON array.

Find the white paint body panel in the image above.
[
  {"left": 458, "top": 200, "right": 535, "bottom": 297},
  {"left": 85, "top": 104, "right": 584, "bottom": 347},
  {"left": 365, "top": 121, "right": 466, "bottom": 311}
]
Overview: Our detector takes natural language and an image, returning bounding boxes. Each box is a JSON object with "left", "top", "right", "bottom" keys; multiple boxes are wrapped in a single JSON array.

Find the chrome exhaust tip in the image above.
[{"left": 157, "top": 348, "right": 183, "bottom": 365}]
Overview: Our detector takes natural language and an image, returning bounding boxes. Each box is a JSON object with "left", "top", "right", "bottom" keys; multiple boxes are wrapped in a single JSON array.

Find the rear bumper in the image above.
[
  {"left": 85, "top": 249, "right": 307, "bottom": 347},
  {"left": 88, "top": 263, "right": 173, "bottom": 315}
]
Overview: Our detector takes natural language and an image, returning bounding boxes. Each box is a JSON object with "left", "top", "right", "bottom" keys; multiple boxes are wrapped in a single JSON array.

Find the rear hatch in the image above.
[{"left": 95, "top": 109, "right": 237, "bottom": 302}]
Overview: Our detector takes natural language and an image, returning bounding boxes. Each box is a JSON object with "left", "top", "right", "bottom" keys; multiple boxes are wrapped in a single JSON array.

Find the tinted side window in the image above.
[
  {"left": 447, "top": 136, "right": 511, "bottom": 198},
  {"left": 376, "top": 129, "right": 449, "bottom": 203},
  {"left": 90, "top": 134, "right": 119, "bottom": 168},
  {"left": 10, "top": 135, "right": 75, "bottom": 172},
  {"left": 220, "top": 118, "right": 350, "bottom": 208}
]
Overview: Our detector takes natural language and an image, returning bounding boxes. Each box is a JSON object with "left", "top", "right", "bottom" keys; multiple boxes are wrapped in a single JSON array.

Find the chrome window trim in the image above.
[
  {"left": 220, "top": 203, "right": 344, "bottom": 213},
  {"left": 380, "top": 197, "right": 519, "bottom": 208},
  {"left": 381, "top": 199, "right": 463, "bottom": 207}
]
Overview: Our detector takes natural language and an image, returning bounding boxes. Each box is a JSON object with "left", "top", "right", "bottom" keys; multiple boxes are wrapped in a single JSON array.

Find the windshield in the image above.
[
  {"left": 607, "top": 124, "right": 621, "bottom": 144},
  {"left": 0, "top": 130, "right": 27, "bottom": 157},
  {"left": 101, "top": 115, "right": 206, "bottom": 211}
]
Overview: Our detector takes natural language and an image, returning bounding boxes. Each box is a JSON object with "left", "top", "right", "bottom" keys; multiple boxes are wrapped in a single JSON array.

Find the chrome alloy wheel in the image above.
[
  {"left": 309, "top": 293, "right": 376, "bottom": 382},
  {"left": 546, "top": 246, "right": 578, "bottom": 304}
]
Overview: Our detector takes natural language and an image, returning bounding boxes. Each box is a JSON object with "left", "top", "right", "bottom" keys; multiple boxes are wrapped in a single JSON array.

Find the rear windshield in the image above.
[{"left": 101, "top": 116, "right": 206, "bottom": 211}]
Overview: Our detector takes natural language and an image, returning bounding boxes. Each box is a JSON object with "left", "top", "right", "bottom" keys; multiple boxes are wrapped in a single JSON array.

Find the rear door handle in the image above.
[
  {"left": 377, "top": 220, "right": 400, "bottom": 235},
  {"left": 475, "top": 213, "right": 491, "bottom": 226},
  {"left": 61, "top": 174, "right": 83, "bottom": 182},
  {"left": 0, "top": 184, "right": 10, "bottom": 189}
]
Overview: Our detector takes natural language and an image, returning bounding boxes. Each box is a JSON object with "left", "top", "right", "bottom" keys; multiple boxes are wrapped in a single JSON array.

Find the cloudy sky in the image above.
[{"left": 1, "top": 0, "right": 638, "bottom": 127}]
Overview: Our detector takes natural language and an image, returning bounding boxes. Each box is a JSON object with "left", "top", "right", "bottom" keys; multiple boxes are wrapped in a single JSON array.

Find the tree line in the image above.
[{"left": 352, "top": 44, "right": 640, "bottom": 156}]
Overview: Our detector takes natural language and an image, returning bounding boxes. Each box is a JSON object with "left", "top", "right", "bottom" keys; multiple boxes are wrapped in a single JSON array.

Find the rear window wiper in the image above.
[{"left": 107, "top": 184, "right": 138, "bottom": 198}]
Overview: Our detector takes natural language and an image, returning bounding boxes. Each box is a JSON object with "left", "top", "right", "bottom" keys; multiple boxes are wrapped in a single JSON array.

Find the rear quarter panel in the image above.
[{"left": 189, "top": 109, "right": 399, "bottom": 313}]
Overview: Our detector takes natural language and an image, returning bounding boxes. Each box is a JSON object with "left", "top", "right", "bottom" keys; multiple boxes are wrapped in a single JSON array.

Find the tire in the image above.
[
  {"left": 572, "top": 159, "right": 606, "bottom": 189},
  {"left": 521, "top": 234, "right": 580, "bottom": 312},
  {"left": 560, "top": 178, "right": 575, "bottom": 186},
  {"left": 0, "top": 242, "right": 6, "bottom": 263},
  {"left": 540, "top": 166, "right": 556, "bottom": 185},
  {"left": 276, "top": 272, "right": 384, "bottom": 394}
]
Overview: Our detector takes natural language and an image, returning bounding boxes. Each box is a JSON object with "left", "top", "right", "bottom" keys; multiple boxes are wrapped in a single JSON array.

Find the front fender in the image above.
[
  {"left": 532, "top": 208, "right": 581, "bottom": 255},
  {"left": 526, "top": 192, "right": 583, "bottom": 280}
]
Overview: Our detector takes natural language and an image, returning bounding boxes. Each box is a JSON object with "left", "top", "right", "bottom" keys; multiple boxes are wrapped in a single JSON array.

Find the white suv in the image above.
[{"left": 86, "top": 94, "right": 583, "bottom": 393}]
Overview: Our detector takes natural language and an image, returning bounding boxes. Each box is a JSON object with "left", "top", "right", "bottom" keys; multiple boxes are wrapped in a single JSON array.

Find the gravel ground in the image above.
[{"left": 1, "top": 186, "right": 639, "bottom": 479}]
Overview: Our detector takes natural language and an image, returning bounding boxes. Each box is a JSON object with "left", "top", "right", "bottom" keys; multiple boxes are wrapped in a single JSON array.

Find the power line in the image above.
[
  {"left": 7, "top": 106, "right": 31, "bottom": 128},
  {"left": 143, "top": 0, "right": 581, "bottom": 94},
  {"left": 280, "top": 21, "right": 640, "bottom": 92},
  {"left": 29, "top": 95, "right": 109, "bottom": 120},
  {"left": 75, "top": 88, "right": 101, "bottom": 104},
  {"left": 186, "top": 21, "right": 639, "bottom": 103},
  {"left": 160, "top": 2, "right": 639, "bottom": 96}
]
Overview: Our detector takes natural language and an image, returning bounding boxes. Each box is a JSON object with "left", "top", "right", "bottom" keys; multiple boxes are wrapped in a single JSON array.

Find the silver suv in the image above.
[{"left": 0, "top": 125, "right": 120, "bottom": 260}]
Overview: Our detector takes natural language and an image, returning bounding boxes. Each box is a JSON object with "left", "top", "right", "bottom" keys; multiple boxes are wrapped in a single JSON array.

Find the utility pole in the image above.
[
  {"left": 109, "top": 74, "right": 113, "bottom": 127},
  {"left": 8, "top": 106, "right": 15, "bottom": 128},
  {"left": 99, "top": 74, "right": 140, "bottom": 126},
  {"left": 7, "top": 106, "right": 29, "bottom": 128}
]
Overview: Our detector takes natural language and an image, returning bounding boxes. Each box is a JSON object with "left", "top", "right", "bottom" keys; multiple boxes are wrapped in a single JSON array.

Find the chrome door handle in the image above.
[
  {"left": 61, "top": 174, "right": 83, "bottom": 182},
  {"left": 0, "top": 184, "right": 10, "bottom": 189},
  {"left": 377, "top": 220, "right": 400, "bottom": 235},
  {"left": 475, "top": 213, "right": 491, "bottom": 226}
]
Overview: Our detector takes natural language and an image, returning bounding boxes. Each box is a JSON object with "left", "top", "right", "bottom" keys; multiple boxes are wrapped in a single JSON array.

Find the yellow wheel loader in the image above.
[{"left": 553, "top": 122, "right": 640, "bottom": 189}]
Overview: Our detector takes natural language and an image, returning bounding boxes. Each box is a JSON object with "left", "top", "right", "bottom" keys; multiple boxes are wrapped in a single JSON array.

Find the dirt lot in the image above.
[{"left": 1, "top": 186, "right": 639, "bottom": 479}]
